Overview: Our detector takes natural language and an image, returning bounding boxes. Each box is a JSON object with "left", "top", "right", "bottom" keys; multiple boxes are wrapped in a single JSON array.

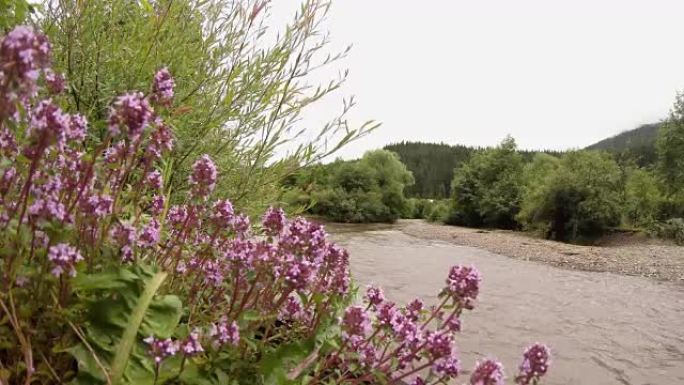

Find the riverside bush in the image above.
[
  {"left": 0, "top": 26, "right": 550, "bottom": 385},
  {"left": 650, "top": 218, "right": 684, "bottom": 245},
  {"left": 285, "top": 150, "right": 415, "bottom": 223}
]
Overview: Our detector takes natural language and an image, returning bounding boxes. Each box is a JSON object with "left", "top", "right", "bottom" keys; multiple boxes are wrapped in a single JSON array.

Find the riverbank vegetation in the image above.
[
  {"left": 290, "top": 107, "right": 684, "bottom": 244},
  {"left": 282, "top": 150, "right": 414, "bottom": 222}
]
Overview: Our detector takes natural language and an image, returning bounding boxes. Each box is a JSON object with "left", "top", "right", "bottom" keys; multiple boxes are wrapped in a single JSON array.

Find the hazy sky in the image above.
[{"left": 271, "top": 0, "right": 684, "bottom": 159}]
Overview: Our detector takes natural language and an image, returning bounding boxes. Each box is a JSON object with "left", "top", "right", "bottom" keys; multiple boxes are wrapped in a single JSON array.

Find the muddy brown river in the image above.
[{"left": 328, "top": 223, "right": 684, "bottom": 385}]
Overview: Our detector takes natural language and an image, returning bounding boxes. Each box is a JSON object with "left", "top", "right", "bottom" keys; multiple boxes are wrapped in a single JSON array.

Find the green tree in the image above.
[
  {"left": 517, "top": 153, "right": 561, "bottom": 231},
  {"left": 448, "top": 136, "right": 524, "bottom": 229},
  {"left": 624, "top": 168, "right": 662, "bottom": 227},
  {"left": 655, "top": 93, "right": 684, "bottom": 218},
  {"left": 517, "top": 151, "right": 623, "bottom": 241},
  {"left": 286, "top": 150, "right": 414, "bottom": 223},
  {"left": 657, "top": 93, "right": 684, "bottom": 196}
]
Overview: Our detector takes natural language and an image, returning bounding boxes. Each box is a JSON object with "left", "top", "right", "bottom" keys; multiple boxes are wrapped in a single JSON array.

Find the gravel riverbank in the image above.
[{"left": 389, "top": 220, "right": 684, "bottom": 283}]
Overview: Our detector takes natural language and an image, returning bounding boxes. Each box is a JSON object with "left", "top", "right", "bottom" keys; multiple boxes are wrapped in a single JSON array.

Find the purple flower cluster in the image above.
[
  {"left": 445, "top": 265, "right": 481, "bottom": 307},
  {"left": 138, "top": 219, "right": 161, "bottom": 248},
  {"left": 44, "top": 69, "right": 66, "bottom": 94},
  {"left": 146, "top": 121, "right": 174, "bottom": 159},
  {"left": 211, "top": 199, "right": 234, "bottom": 226},
  {"left": 108, "top": 92, "right": 153, "bottom": 139},
  {"left": 146, "top": 170, "right": 163, "bottom": 190},
  {"left": 181, "top": 330, "right": 204, "bottom": 356},
  {"left": 189, "top": 154, "right": 217, "bottom": 198},
  {"left": 152, "top": 67, "right": 175, "bottom": 106},
  {"left": 341, "top": 305, "right": 371, "bottom": 339},
  {"left": 47, "top": 243, "right": 83, "bottom": 277},
  {"left": 470, "top": 359, "right": 505, "bottom": 385},
  {"left": 365, "top": 285, "right": 385, "bottom": 308},
  {"left": 144, "top": 336, "right": 179, "bottom": 364},
  {"left": 262, "top": 206, "right": 286, "bottom": 236},
  {"left": 0, "top": 26, "right": 50, "bottom": 97},
  {"left": 150, "top": 194, "right": 165, "bottom": 216},
  {"left": 79, "top": 194, "right": 113, "bottom": 218},
  {"left": 209, "top": 316, "right": 240, "bottom": 347},
  {"left": 516, "top": 343, "right": 551, "bottom": 385},
  {"left": 67, "top": 114, "right": 87, "bottom": 141},
  {"left": 28, "top": 99, "right": 69, "bottom": 150}
]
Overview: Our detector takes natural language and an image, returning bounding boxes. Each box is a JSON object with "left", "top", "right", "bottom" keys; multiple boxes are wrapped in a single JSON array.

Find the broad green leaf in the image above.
[{"left": 69, "top": 265, "right": 183, "bottom": 385}]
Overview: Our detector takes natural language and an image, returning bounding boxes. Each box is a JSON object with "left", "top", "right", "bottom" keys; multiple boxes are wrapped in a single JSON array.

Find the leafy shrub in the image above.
[
  {"left": 657, "top": 93, "right": 684, "bottom": 198},
  {"left": 624, "top": 168, "right": 662, "bottom": 227},
  {"left": 650, "top": 218, "right": 684, "bottom": 245},
  {"left": 448, "top": 136, "right": 524, "bottom": 229},
  {"left": 286, "top": 150, "right": 415, "bottom": 223},
  {"left": 517, "top": 151, "right": 623, "bottom": 241},
  {"left": 0, "top": 26, "right": 550, "bottom": 385},
  {"left": 426, "top": 200, "right": 450, "bottom": 223}
]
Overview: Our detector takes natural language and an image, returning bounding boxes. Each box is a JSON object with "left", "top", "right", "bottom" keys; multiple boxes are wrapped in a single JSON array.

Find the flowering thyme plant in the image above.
[{"left": 0, "top": 26, "right": 550, "bottom": 385}]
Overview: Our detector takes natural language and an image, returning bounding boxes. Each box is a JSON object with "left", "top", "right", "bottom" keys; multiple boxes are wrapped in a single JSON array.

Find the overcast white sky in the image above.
[{"left": 270, "top": 0, "right": 684, "bottom": 159}]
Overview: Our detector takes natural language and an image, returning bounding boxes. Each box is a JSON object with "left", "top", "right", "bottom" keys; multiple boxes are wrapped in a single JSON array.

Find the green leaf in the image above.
[
  {"left": 259, "top": 338, "right": 316, "bottom": 385},
  {"left": 69, "top": 265, "right": 183, "bottom": 385},
  {"left": 110, "top": 270, "right": 167, "bottom": 384}
]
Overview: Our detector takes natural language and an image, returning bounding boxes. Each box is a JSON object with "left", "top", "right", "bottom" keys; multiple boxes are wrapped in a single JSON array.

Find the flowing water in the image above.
[{"left": 328, "top": 223, "right": 684, "bottom": 385}]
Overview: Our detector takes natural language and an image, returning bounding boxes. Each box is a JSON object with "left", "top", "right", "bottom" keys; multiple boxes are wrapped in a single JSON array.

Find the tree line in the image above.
[
  {"left": 383, "top": 141, "right": 563, "bottom": 199},
  {"left": 287, "top": 98, "right": 684, "bottom": 244},
  {"left": 444, "top": 112, "right": 684, "bottom": 242}
]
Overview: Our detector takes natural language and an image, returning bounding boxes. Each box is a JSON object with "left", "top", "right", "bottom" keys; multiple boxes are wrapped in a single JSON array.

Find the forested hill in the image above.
[
  {"left": 383, "top": 142, "right": 475, "bottom": 198},
  {"left": 383, "top": 141, "right": 562, "bottom": 198},
  {"left": 585, "top": 123, "right": 661, "bottom": 166}
]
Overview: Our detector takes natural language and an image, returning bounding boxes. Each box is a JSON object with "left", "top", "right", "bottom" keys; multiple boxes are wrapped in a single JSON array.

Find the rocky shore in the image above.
[{"left": 396, "top": 220, "right": 684, "bottom": 283}]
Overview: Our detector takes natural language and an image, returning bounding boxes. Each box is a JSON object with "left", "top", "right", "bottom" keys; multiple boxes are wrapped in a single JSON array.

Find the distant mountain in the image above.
[
  {"left": 586, "top": 123, "right": 660, "bottom": 151},
  {"left": 585, "top": 123, "right": 661, "bottom": 166}
]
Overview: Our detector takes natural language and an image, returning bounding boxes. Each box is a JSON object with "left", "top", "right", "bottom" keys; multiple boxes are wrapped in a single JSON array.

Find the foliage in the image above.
[
  {"left": 448, "top": 136, "right": 524, "bottom": 229},
  {"left": 516, "top": 153, "right": 561, "bottom": 232},
  {"left": 70, "top": 266, "right": 181, "bottom": 385},
  {"left": 285, "top": 150, "right": 415, "bottom": 223},
  {"left": 516, "top": 151, "right": 623, "bottom": 241},
  {"left": 0, "top": 26, "right": 549, "bottom": 385},
  {"left": 0, "top": 0, "right": 35, "bottom": 31},
  {"left": 649, "top": 218, "right": 684, "bottom": 245},
  {"left": 384, "top": 141, "right": 563, "bottom": 200},
  {"left": 39, "top": 0, "right": 378, "bottom": 215},
  {"left": 403, "top": 199, "right": 450, "bottom": 223},
  {"left": 656, "top": 94, "right": 684, "bottom": 218},
  {"left": 426, "top": 200, "right": 450, "bottom": 223},
  {"left": 624, "top": 168, "right": 662, "bottom": 227}
]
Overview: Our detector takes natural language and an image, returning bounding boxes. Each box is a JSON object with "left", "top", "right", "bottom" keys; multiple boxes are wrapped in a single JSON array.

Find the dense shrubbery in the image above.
[
  {"left": 624, "top": 168, "right": 662, "bottom": 227},
  {"left": 650, "top": 218, "right": 684, "bottom": 245},
  {"left": 404, "top": 198, "right": 450, "bottom": 222},
  {"left": 438, "top": 109, "right": 684, "bottom": 242},
  {"left": 516, "top": 151, "right": 623, "bottom": 241},
  {"left": 283, "top": 150, "right": 415, "bottom": 223},
  {"left": 447, "top": 137, "right": 524, "bottom": 229},
  {"left": 0, "top": 26, "right": 551, "bottom": 385}
]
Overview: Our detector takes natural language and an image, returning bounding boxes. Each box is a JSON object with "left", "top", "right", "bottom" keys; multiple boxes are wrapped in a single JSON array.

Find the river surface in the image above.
[{"left": 327, "top": 223, "right": 684, "bottom": 385}]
